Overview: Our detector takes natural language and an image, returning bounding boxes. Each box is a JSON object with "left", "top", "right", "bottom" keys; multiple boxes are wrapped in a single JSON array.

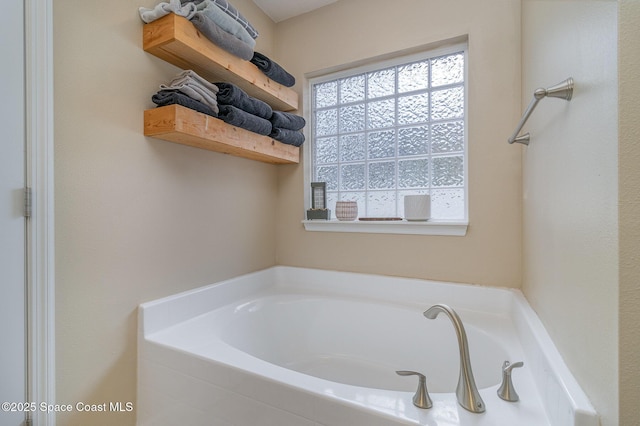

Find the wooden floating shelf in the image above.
[
  {"left": 144, "top": 105, "right": 300, "bottom": 164},
  {"left": 143, "top": 13, "right": 298, "bottom": 112}
]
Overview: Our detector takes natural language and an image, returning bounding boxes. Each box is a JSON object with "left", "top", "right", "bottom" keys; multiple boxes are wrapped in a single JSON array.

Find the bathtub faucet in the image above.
[{"left": 424, "top": 304, "right": 486, "bottom": 413}]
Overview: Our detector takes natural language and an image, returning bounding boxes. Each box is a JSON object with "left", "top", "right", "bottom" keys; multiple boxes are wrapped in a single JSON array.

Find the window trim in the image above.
[
  {"left": 302, "top": 219, "right": 468, "bottom": 236},
  {"left": 303, "top": 38, "right": 469, "bottom": 235}
]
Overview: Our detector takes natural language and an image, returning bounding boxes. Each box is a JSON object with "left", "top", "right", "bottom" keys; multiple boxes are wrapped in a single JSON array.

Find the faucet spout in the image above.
[{"left": 424, "top": 304, "right": 485, "bottom": 413}]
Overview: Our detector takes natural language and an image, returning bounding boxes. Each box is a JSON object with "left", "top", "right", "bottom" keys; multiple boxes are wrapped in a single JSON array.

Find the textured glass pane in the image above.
[
  {"left": 315, "top": 81, "right": 337, "bottom": 107},
  {"left": 315, "top": 136, "right": 338, "bottom": 164},
  {"left": 399, "top": 159, "right": 429, "bottom": 188},
  {"left": 398, "top": 61, "right": 429, "bottom": 93},
  {"left": 398, "top": 126, "right": 429, "bottom": 156},
  {"left": 340, "top": 163, "right": 366, "bottom": 190},
  {"left": 368, "top": 99, "right": 395, "bottom": 129},
  {"left": 340, "top": 75, "right": 365, "bottom": 104},
  {"left": 339, "top": 191, "right": 366, "bottom": 205},
  {"left": 432, "top": 121, "right": 464, "bottom": 153},
  {"left": 368, "top": 161, "right": 396, "bottom": 189},
  {"left": 326, "top": 192, "right": 338, "bottom": 218},
  {"left": 431, "top": 189, "right": 464, "bottom": 219},
  {"left": 339, "top": 104, "right": 365, "bottom": 133},
  {"left": 367, "top": 67, "right": 395, "bottom": 99},
  {"left": 398, "top": 93, "right": 429, "bottom": 125},
  {"left": 316, "top": 109, "right": 337, "bottom": 136},
  {"left": 431, "top": 53, "right": 464, "bottom": 87},
  {"left": 316, "top": 165, "right": 338, "bottom": 191},
  {"left": 432, "top": 86, "right": 464, "bottom": 120},
  {"left": 432, "top": 155, "right": 464, "bottom": 187},
  {"left": 367, "top": 191, "right": 396, "bottom": 217},
  {"left": 368, "top": 130, "right": 395, "bottom": 159},
  {"left": 340, "top": 134, "right": 366, "bottom": 161}
]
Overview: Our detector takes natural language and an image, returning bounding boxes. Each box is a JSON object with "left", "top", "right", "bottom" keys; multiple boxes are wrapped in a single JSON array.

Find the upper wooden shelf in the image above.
[
  {"left": 143, "top": 13, "right": 298, "bottom": 112},
  {"left": 144, "top": 104, "right": 300, "bottom": 164}
]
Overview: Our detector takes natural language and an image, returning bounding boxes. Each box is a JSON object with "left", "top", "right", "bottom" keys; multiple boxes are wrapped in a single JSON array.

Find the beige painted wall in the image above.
[
  {"left": 52, "top": 0, "right": 637, "bottom": 424},
  {"left": 521, "top": 1, "right": 619, "bottom": 424},
  {"left": 53, "top": 1, "right": 278, "bottom": 424},
  {"left": 618, "top": 1, "right": 640, "bottom": 424},
  {"left": 274, "top": 0, "right": 523, "bottom": 287}
]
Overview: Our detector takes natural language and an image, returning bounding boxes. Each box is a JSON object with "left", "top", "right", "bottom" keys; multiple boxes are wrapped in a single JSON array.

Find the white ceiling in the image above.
[{"left": 252, "top": 0, "right": 338, "bottom": 23}]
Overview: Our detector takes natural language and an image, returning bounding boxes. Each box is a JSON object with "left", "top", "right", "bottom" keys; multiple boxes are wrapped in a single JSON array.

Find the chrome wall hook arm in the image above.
[{"left": 508, "top": 77, "right": 574, "bottom": 145}]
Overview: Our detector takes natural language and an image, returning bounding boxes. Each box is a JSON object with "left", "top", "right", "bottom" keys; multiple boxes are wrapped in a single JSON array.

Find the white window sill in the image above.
[{"left": 302, "top": 219, "right": 468, "bottom": 236}]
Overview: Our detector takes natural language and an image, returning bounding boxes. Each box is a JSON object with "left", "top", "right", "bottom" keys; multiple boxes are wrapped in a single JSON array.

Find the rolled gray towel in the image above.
[
  {"left": 270, "top": 128, "right": 305, "bottom": 147},
  {"left": 191, "top": 12, "right": 253, "bottom": 61},
  {"left": 269, "top": 111, "right": 306, "bottom": 131},
  {"left": 218, "top": 104, "right": 272, "bottom": 136},
  {"left": 215, "top": 82, "right": 273, "bottom": 119},
  {"left": 250, "top": 52, "right": 296, "bottom": 88}
]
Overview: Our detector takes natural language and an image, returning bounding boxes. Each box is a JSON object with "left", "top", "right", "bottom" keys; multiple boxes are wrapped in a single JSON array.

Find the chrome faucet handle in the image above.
[
  {"left": 497, "top": 360, "right": 524, "bottom": 402},
  {"left": 396, "top": 370, "right": 433, "bottom": 409}
]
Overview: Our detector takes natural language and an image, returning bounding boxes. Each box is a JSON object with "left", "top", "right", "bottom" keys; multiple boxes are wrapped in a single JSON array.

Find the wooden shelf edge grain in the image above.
[
  {"left": 143, "top": 13, "right": 298, "bottom": 112},
  {"left": 144, "top": 105, "right": 300, "bottom": 164}
]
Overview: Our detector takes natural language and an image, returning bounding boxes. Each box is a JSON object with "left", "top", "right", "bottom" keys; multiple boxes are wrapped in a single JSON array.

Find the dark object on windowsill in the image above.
[
  {"left": 358, "top": 217, "right": 403, "bottom": 221},
  {"left": 306, "top": 209, "right": 331, "bottom": 220}
]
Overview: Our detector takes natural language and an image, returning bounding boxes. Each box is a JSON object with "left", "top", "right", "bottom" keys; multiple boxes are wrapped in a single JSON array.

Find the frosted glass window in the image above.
[
  {"left": 315, "top": 136, "right": 338, "bottom": 164},
  {"left": 369, "top": 161, "right": 396, "bottom": 189},
  {"left": 341, "top": 164, "right": 366, "bottom": 190},
  {"left": 340, "top": 134, "right": 366, "bottom": 162},
  {"left": 311, "top": 46, "right": 466, "bottom": 220},
  {"left": 368, "top": 99, "right": 396, "bottom": 129},
  {"left": 367, "top": 68, "right": 395, "bottom": 98},
  {"left": 340, "top": 75, "right": 365, "bottom": 103},
  {"left": 368, "top": 130, "right": 396, "bottom": 159}
]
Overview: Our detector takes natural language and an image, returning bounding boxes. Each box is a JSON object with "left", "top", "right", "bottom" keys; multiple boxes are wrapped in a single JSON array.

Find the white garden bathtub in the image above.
[{"left": 137, "top": 267, "right": 598, "bottom": 426}]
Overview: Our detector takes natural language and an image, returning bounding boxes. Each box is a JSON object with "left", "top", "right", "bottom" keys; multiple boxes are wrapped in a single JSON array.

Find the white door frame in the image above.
[{"left": 25, "top": 0, "right": 55, "bottom": 424}]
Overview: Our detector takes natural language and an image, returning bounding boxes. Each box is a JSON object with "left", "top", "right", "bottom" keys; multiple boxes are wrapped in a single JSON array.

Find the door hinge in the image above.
[{"left": 24, "top": 187, "right": 32, "bottom": 218}]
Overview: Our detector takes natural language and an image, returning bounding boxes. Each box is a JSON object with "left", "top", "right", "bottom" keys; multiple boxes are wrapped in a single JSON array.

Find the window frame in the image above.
[{"left": 303, "top": 41, "right": 469, "bottom": 236}]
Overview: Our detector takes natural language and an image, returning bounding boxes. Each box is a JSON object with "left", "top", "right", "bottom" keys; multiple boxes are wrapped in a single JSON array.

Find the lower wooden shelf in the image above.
[{"left": 144, "top": 105, "right": 300, "bottom": 164}]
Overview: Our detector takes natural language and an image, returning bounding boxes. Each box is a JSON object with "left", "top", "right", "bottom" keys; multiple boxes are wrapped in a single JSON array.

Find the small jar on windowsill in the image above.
[{"left": 335, "top": 201, "right": 358, "bottom": 221}]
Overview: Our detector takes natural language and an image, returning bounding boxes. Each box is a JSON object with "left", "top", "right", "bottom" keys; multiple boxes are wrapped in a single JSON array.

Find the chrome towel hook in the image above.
[{"left": 508, "top": 77, "right": 574, "bottom": 145}]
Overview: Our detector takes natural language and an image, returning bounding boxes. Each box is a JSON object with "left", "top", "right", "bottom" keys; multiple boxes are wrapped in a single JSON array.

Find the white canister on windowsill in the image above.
[{"left": 404, "top": 195, "right": 431, "bottom": 221}]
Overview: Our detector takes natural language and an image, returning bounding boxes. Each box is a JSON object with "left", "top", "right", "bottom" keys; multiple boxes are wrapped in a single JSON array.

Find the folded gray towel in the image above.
[
  {"left": 191, "top": 12, "right": 254, "bottom": 61},
  {"left": 139, "top": 0, "right": 196, "bottom": 23},
  {"left": 169, "top": 70, "right": 219, "bottom": 94},
  {"left": 215, "top": 82, "right": 273, "bottom": 119},
  {"left": 199, "top": 1, "right": 255, "bottom": 48},
  {"left": 159, "top": 74, "right": 219, "bottom": 113},
  {"left": 182, "top": 0, "right": 259, "bottom": 39},
  {"left": 218, "top": 105, "right": 272, "bottom": 135},
  {"left": 269, "top": 111, "right": 306, "bottom": 131},
  {"left": 152, "top": 90, "right": 218, "bottom": 117}
]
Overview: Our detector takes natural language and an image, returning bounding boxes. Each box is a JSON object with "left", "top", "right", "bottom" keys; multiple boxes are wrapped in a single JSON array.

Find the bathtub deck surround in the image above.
[{"left": 138, "top": 267, "right": 597, "bottom": 426}]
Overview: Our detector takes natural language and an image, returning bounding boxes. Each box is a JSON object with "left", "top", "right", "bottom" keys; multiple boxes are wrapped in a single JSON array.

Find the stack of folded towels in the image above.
[
  {"left": 152, "top": 71, "right": 305, "bottom": 146},
  {"left": 139, "top": 0, "right": 296, "bottom": 87},
  {"left": 268, "top": 111, "right": 305, "bottom": 147},
  {"left": 152, "top": 69, "right": 220, "bottom": 117}
]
